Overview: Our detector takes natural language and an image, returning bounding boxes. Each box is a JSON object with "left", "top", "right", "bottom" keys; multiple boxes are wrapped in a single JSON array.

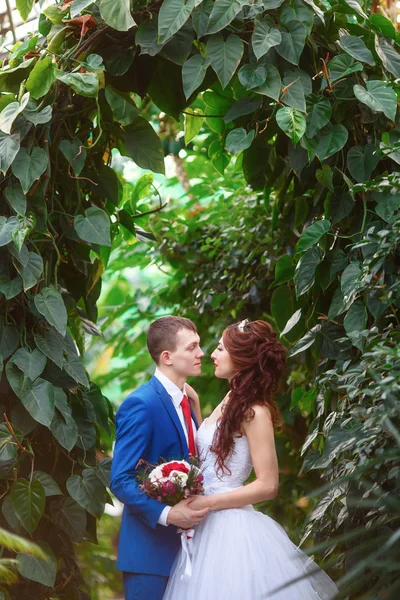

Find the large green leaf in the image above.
[
  {"left": 0, "top": 217, "right": 16, "bottom": 247},
  {"left": 251, "top": 18, "right": 281, "bottom": 60},
  {"left": 123, "top": 117, "right": 165, "bottom": 174},
  {"left": 276, "top": 21, "right": 307, "bottom": 65},
  {"left": 20, "top": 378, "right": 55, "bottom": 427},
  {"left": 281, "top": 308, "right": 302, "bottom": 337},
  {"left": 0, "top": 326, "right": 19, "bottom": 360},
  {"left": 26, "top": 57, "right": 56, "bottom": 99},
  {"left": 281, "top": 70, "right": 309, "bottom": 112},
  {"left": 74, "top": 207, "right": 111, "bottom": 247},
  {"left": 344, "top": 299, "right": 367, "bottom": 337},
  {"left": 347, "top": 144, "right": 380, "bottom": 182},
  {"left": 206, "top": 34, "right": 244, "bottom": 89},
  {"left": 375, "top": 37, "right": 400, "bottom": 79},
  {"left": 0, "top": 92, "right": 29, "bottom": 135},
  {"left": 11, "top": 147, "right": 48, "bottom": 194},
  {"left": 280, "top": 0, "right": 314, "bottom": 31},
  {"left": 32, "top": 472, "right": 62, "bottom": 497},
  {"left": 338, "top": 35, "right": 375, "bottom": 66},
  {"left": 0, "top": 275, "right": 23, "bottom": 300},
  {"left": 271, "top": 255, "right": 295, "bottom": 288},
  {"left": 184, "top": 108, "right": 204, "bottom": 143},
  {"left": 34, "top": 288, "right": 68, "bottom": 337},
  {"left": 50, "top": 390, "right": 78, "bottom": 451},
  {"left": 11, "top": 479, "right": 45, "bottom": 534},
  {"left": 100, "top": 0, "right": 136, "bottom": 31},
  {"left": 253, "top": 64, "right": 281, "bottom": 101},
  {"left": 276, "top": 107, "right": 306, "bottom": 145},
  {"left": 182, "top": 55, "right": 210, "bottom": 98},
  {"left": 34, "top": 329, "right": 64, "bottom": 369},
  {"left": 63, "top": 354, "right": 89, "bottom": 388},
  {"left": 225, "top": 128, "right": 255, "bottom": 154},
  {"left": 105, "top": 88, "right": 138, "bottom": 125},
  {"left": 341, "top": 261, "right": 362, "bottom": 299},
  {"left": 288, "top": 324, "right": 321, "bottom": 357},
  {"left": 23, "top": 103, "right": 52, "bottom": 126},
  {"left": 66, "top": 469, "right": 105, "bottom": 518},
  {"left": 16, "top": 0, "right": 34, "bottom": 21},
  {"left": 51, "top": 497, "right": 87, "bottom": 541},
  {"left": 12, "top": 348, "right": 46, "bottom": 381},
  {"left": 5, "top": 183, "right": 26, "bottom": 216},
  {"left": 158, "top": 0, "right": 195, "bottom": 43},
  {"left": 306, "top": 95, "right": 332, "bottom": 139},
  {"left": 0, "top": 423, "right": 20, "bottom": 461},
  {"left": 0, "top": 132, "right": 20, "bottom": 175},
  {"left": 238, "top": 64, "right": 267, "bottom": 91},
  {"left": 294, "top": 246, "right": 324, "bottom": 297},
  {"left": 70, "top": 0, "right": 96, "bottom": 17},
  {"left": 135, "top": 17, "right": 164, "bottom": 56},
  {"left": 17, "top": 542, "right": 56, "bottom": 588},
  {"left": 326, "top": 54, "right": 363, "bottom": 83},
  {"left": 14, "top": 251, "right": 43, "bottom": 291},
  {"left": 297, "top": 219, "right": 331, "bottom": 254},
  {"left": 353, "top": 80, "right": 397, "bottom": 122},
  {"left": 59, "top": 138, "right": 86, "bottom": 177},
  {"left": 224, "top": 98, "right": 261, "bottom": 124},
  {"left": 315, "top": 123, "right": 348, "bottom": 161},
  {"left": 206, "top": 0, "right": 248, "bottom": 35},
  {"left": 55, "top": 70, "right": 99, "bottom": 98}
]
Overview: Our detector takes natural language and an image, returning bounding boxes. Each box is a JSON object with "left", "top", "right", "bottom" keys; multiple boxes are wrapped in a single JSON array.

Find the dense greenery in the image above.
[{"left": 0, "top": 0, "right": 399, "bottom": 597}]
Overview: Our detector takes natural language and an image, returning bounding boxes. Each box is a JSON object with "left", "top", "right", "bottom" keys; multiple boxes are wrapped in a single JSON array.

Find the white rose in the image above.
[{"left": 170, "top": 470, "right": 189, "bottom": 486}]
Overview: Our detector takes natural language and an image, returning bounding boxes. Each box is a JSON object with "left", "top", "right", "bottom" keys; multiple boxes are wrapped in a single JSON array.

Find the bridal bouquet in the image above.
[{"left": 138, "top": 458, "right": 204, "bottom": 504}]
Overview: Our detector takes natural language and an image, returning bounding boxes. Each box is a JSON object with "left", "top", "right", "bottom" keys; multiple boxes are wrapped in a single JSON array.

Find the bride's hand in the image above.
[
  {"left": 186, "top": 383, "right": 200, "bottom": 406},
  {"left": 188, "top": 494, "right": 214, "bottom": 510}
]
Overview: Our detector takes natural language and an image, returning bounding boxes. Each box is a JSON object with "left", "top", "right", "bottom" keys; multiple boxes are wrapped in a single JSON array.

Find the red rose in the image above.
[{"left": 161, "top": 461, "right": 190, "bottom": 477}]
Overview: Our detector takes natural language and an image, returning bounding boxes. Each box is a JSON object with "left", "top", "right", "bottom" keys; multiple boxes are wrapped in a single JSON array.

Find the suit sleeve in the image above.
[{"left": 110, "top": 394, "right": 168, "bottom": 529}]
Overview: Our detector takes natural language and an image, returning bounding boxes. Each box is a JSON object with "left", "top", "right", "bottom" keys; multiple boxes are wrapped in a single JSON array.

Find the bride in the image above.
[{"left": 164, "top": 319, "right": 338, "bottom": 599}]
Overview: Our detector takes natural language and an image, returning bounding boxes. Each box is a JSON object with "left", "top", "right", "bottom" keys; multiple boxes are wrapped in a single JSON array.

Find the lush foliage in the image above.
[{"left": 1, "top": 0, "right": 400, "bottom": 597}]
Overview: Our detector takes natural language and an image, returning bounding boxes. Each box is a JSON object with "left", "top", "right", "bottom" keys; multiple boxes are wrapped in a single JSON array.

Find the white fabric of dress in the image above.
[{"left": 163, "top": 419, "right": 338, "bottom": 600}]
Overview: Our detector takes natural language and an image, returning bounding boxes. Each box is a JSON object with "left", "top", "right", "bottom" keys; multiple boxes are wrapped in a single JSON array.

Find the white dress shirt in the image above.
[{"left": 154, "top": 368, "right": 197, "bottom": 526}]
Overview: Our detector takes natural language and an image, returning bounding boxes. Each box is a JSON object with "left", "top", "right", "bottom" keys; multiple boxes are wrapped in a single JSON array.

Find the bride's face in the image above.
[{"left": 211, "top": 337, "right": 235, "bottom": 380}]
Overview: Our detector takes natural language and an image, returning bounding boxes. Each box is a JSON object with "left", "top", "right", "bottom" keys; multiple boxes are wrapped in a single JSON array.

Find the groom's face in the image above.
[{"left": 167, "top": 328, "right": 204, "bottom": 378}]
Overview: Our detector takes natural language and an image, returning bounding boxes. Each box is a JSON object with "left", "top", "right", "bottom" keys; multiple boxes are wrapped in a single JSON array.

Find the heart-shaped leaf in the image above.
[
  {"left": 326, "top": 54, "right": 363, "bottom": 83},
  {"left": 158, "top": 0, "right": 195, "bottom": 43},
  {"left": 59, "top": 138, "right": 86, "bottom": 176},
  {"left": 50, "top": 497, "right": 87, "bottom": 541},
  {"left": 375, "top": 36, "right": 400, "bottom": 79},
  {"left": 347, "top": 144, "right": 380, "bottom": 182},
  {"left": 26, "top": 56, "right": 56, "bottom": 99},
  {"left": 276, "top": 21, "right": 307, "bottom": 65},
  {"left": 34, "top": 329, "right": 64, "bottom": 369},
  {"left": 14, "top": 251, "right": 43, "bottom": 290},
  {"left": 288, "top": 324, "right": 321, "bottom": 357},
  {"left": 66, "top": 469, "right": 105, "bottom": 518},
  {"left": 206, "top": 0, "right": 248, "bottom": 35},
  {"left": 63, "top": 354, "right": 89, "bottom": 388},
  {"left": 105, "top": 88, "right": 138, "bottom": 125},
  {"left": 238, "top": 64, "right": 267, "bottom": 90},
  {"left": 0, "top": 326, "right": 19, "bottom": 360},
  {"left": 0, "top": 92, "right": 30, "bottom": 135},
  {"left": 16, "top": 0, "right": 34, "bottom": 22},
  {"left": 206, "top": 34, "right": 244, "bottom": 89},
  {"left": 123, "top": 116, "right": 165, "bottom": 174},
  {"left": 338, "top": 35, "right": 375, "bottom": 66},
  {"left": 225, "top": 128, "right": 255, "bottom": 154},
  {"left": 11, "top": 479, "right": 45, "bottom": 534},
  {"left": 184, "top": 108, "right": 204, "bottom": 144},
  {"left": 297, "top": 219, "right": 331, "bottom": 253},
  {"left": 74, "top": 207, "right": 111, "bottom": 247},
  {"left": 0, "top": 275, "right": 23, "bottom": 300},
  {"left": 315, "top": 123, "right": 349, "bottom": 161},
  {"left": 34, "top": 287, "right": 67, "bottom": 336},
  {"left": 11, "top": 147, "right": 48, "bottom": 194},
  {"left": 306, "top": 95, "right": 332, "bottom": 138},
  {"left": 353, "top": 80, "right": 397, "bottom": 122},
  {"left": 0, "top": 132, "right": 20, "bottom": 175},
  {"left": 182, "top": 55, "right": 210, "bottom": 99},
  {"left": 100, "top": 0, "right": 136, "bottom": 31},
  {"left": 32, "top": 472, "right": 62, "bottom": 497},
  {"left": 252, "top": 18, "right": 282, "bottom": 60},
  {"left": 276, "top": 107, "right": 306, "bottom": 145},
  {"left": 12, "top": 348, "right": 47, "bottom": 381},
  {"left": 254, "top": 64, "right": 281, "bottom": 101},
  {"left": 5, "top": 183, "right": 26, "bottom": 216},
  {"left": 17, "top": 541, "right": 56, "bottom": 587},
  {"left": 294, "top": 246, "right": 324, "bottom": 296},
  {"left": 55, "top": 70, "right": 99, "bottom": 98},
  {"left": 20, "top": 378, "right": 55, "bottom": 427}
]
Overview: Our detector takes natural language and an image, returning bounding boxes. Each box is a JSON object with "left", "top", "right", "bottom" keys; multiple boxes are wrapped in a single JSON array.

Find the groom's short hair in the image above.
[{"left": 147, "top": 316, "right": 197, "bottom": 364}]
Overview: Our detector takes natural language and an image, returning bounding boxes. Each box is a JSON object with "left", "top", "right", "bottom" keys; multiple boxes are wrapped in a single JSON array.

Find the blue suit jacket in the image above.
[{"left": 110, "top": 376, "right": 198, "bottom": 576}]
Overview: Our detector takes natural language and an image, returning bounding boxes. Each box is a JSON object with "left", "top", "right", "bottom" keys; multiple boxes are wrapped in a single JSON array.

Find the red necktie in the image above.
[{"left": 180, "top": 395, "right": 196, "bottom": 457}]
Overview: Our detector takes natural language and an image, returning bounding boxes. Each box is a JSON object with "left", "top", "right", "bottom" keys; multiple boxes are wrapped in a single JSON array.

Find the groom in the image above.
[{"left": 110, "top": 316, "right": 208, "bottom": 600}]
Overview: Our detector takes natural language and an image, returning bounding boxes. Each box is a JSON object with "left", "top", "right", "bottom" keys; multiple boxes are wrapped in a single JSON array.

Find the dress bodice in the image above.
[{"left": 196, "top": 419, "right": 253, "bottom": 494}]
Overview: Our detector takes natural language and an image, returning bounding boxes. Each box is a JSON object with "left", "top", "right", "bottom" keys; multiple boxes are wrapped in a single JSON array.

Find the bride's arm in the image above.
[
  {"left": 190, "top": 405, "right": 278, "bottom": 510},
  {"left": 186, "top": 383, "right": 202, "bottom": 425}
]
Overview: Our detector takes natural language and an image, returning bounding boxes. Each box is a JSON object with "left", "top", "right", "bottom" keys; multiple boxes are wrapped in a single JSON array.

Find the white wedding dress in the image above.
[{"left": 163, "top": 419, "right": 338, "bottom": 600}]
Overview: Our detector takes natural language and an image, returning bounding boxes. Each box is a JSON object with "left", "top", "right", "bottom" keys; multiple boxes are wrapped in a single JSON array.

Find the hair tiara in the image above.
[{"left": 237, "top": 318, "right": 250, "bottom": 332}]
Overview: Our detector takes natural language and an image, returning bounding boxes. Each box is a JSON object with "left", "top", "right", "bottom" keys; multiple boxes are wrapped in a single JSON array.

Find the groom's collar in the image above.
[{"left": 154, "top": 368, "right": 186, "bottom": 409}]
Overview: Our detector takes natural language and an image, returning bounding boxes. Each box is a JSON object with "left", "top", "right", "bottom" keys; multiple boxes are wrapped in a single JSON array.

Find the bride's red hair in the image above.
[{"left": 211, "top": 320, "right": 286, "bottom": 474}]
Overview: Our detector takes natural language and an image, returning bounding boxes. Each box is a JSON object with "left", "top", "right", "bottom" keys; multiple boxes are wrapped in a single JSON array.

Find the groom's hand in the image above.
[{"left": 167, "top": 499, "right": 209, "bottom": 528}]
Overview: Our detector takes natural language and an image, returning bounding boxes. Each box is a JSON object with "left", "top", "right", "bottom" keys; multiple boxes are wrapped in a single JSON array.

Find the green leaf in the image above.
[
  {"left": 100, "top": 0, "right": 136, "bottom": 31},
  {"left": 0, "top": 92, "right": 29, "bottom": 135},
  {"left": 271, "top": 285, "right": 293, "bottom": 332},
  {"left": 158, "top": 0, "right": 195, "bottom": 43},
  {"left": 353, "top": 80, "right": 397, "bottom": 122},
  {"left": 224, "top": 98, "right": 261, "bottom": 124},
  {"left": 34, "top": 329, "right": 64, "bottom": 369},
  {"left": 0, "top": 132, "right": 20, "bottom": 175},
  {"left": 51, "top": 497, "right": 87, "bottom": 541},
  {"left": 66, "top": 469, "right": 105, "bottom": 518},
  {"left": 135, "top": 18, "right": 164, "bottom": 57},
  {"left": 0, "top": 217, "right": 16, "bottom": 247},
  {"left": 326, "top": 54, "right": 363, "bottom": 83},
  {"left": 184, "top": 108, "right": 204, "bottom": 144},
  {"left": 26, "top": 57, "right": 56, "bottom": 99},
  {"left": 16, "top": 0, "right": 34, "bottom": 22},
  {"left": 271, "top": 255, "right": 295, "bottom": 288},
  {"left": 344, "top": 300, "right": 367, "bottom": 336},
  {"left": 23, "top": 103, "right": 52, "bottom": 126},
  {"left": 0, "top": 275, "right": 23, "bottom": 300},
  {"left": 338, "top": 35, "right": 375, "bottom": 66},
  {"left": 123, "top": 116, "right": 165, "bottom": 174},
  {"left": 17, "top": 542, "right": 56, "bottom": 588},
  {"left": 288, "top": 324, "right": 321, "bottom": 357},
  {"left": 369, "top": 14, "right": 396, "bottom": 40},
  {"left": 5, "top": 183, "right": 26, "bottom": 216},
  {"left": 0, "top": 423, "right": 20, "bottom": 462},
  {"left": 297, "top": 219, "right": 331, "bottom": 254},
  {"left": 11, "top": 147, "right": 48, "bottom": 194},
  {"left": 34, "top": 288, "right": 68, "bottom": 337},
  {"left": 20, "top": 378, "right": 55, "bottom": 427},
  {"left": 12, "top": 348, "right": 46, "bottom": 381},
  {"left": 253, "top": 64, "right": 281, "bottom": 101},
  {"left": 51, "top": 409, "right": 79, "bottom": 452},
  {"left": 280, "top": 0, "right": 314, "bottom": 31},
  {"left": 252, "top": 18, "right": 282, "bottom": 60},
  {"left": 70, "top": 0, "right": 95, "bottom": 17},
  {"left": 276, "top": 21, "right": 307, "bottom": 66},
  {"left": 315, "top": 124, "right": 349, "bottom": 161},
  {"left": 74, "top": 207, "right": 111, "bottom": 247},
  {"left": 276, "top": 107, "right": 306, "bottom": 145},
  {"left": 11, "top": 479, "right": 45, "bottom": 534},
  {"left": 14, "top": 251, "right": 43, "bottom": 291},
  {"left": 375, "top": 36, "right": 400, "bottom": 79},
  {"left": 55, "top": 70, "right": 99, "bottom": 98},
  {"left": 238, "top": 64, "right": 266, "bottom": 90},
  {"left": 306, "top": 95, "right": 332, "bottom": 139},
  {"left": 281, "top": 308, "right": 302, "bottom": 337},
  {"left": 0, "top": 326, "right": 19, "bottom": 360},
  {"left": 207, "top": 34, "right": 244, "bottom": 89},
  {"left": 281, "top": 71, "right": 308, "bottom": 112},
  {"left": 182, "top": 55, "right": 210, "bottom": 98},
  {"left": 341, "top": 261, "right": 362, "bottom": 299},
  {"left": 294, "top": 246, "right": 324, "bottom": 297},
  {"left": 316, "top": 165, "right": 334, "bottom": 192},
  {"left": 105, "top": 88, "right": 138, "bottom": 125},
  {"left": 63, "top": 354, "right": 89, "bottom": 388},
  {"left": 264, "top": 0, "right": 285, "bottom": 7},
  {"left": 206, "top": 0, "right": 247, "bottom": 35},
  {"left": 340, "top": 0, "right": 367, "bottom": 18},
  {"left": 347, "top": 144, "right": 380, "bottom": 182},
  {"left": 225, "top": 128, "right": 255, "bottom": 154},
  {"left": 32, "top": 472, "right": 62, "bottom": 497},
  {"left": 59, "top": 138, "right": 86, "bottom": 177}
]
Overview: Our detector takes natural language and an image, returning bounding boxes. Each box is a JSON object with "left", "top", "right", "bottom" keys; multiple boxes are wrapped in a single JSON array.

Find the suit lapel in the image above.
[{"left": 150, "top": 376, "right": 189, "bottom": 459}]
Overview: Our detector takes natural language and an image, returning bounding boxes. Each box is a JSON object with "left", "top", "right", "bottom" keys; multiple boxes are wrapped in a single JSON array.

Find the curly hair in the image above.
[{"left": 210, "top": 320, "right": 286, "bottom": 474}]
